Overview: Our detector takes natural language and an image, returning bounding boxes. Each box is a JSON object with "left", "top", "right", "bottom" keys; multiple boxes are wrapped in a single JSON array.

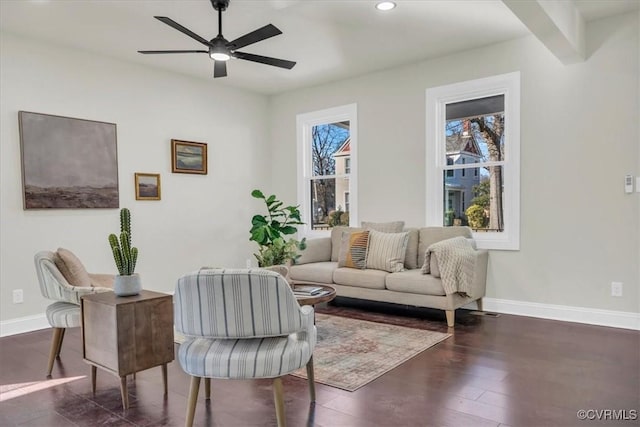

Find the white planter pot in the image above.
[{"left": 114, "top": 273, "right": 141, "bottom": 297}]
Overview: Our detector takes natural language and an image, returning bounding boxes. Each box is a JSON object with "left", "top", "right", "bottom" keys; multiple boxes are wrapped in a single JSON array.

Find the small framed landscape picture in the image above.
[
  {"left": 171, "top": 139, "right": 207, "bottom": 174},
  {"left": 135, "top": 173, "right": 161, "bottom": 200}
]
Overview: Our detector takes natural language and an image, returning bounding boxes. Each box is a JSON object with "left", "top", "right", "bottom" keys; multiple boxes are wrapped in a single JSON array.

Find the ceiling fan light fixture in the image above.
[
  {"left": 210, "top": 51, "right": 230, "bottom": 61},
  {"left": 210, "top": 40, "right": 230, "bottom": 61},
  {"left": 375, "top": 1, "right": 396, "bottom": 11}
]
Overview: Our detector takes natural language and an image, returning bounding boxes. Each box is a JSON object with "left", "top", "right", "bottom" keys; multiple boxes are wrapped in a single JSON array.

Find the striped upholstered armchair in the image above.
[
  {"left": 174, "top": 268, "right": 317, "bottom": 427},
  {"left": 34, "top": 250, "right": 113, "bottom": 377}
]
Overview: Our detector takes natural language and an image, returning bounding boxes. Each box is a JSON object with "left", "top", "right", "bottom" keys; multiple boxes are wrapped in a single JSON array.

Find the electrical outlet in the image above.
[
  {"left": 12, "top": 289, "right": 24, "bottom": 304},
  {"left": 611, "top": 282, "right": 623, "bottom": 297},
  {"left": 246, "top": 259, "right": 252, "bottom": 269}
]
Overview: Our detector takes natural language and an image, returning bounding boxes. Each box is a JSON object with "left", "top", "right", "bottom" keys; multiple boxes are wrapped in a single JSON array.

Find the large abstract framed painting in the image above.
[
  {"left": 171, "top": 139, "right": 207, "bottom": 174},
  {"left": 19, "top": 111, "right": 119, "bottom": 209}
]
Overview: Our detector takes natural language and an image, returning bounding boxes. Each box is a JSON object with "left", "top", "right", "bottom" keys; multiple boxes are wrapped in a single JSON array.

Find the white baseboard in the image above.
[
  {"left": 481, "top": 298, "right": 640, "bottom": 331},
  {"left": 2, "top": 297, "right": 638, "bottom": 337},
  {"left": 0, "top": 314, "right": 50, "bottom": 337}
]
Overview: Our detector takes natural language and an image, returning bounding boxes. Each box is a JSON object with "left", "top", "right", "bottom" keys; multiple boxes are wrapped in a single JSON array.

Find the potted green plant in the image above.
[
  {"left": 249, "top": 189, "right": 306, "bottom": 267},
  {"left": 108, "top": 208, "right": 141, "bottom": 296}
]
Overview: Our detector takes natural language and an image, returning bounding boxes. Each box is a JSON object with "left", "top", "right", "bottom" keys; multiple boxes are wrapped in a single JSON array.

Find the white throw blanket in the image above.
[{"left": 421, "top": 237, "right": 477, "bottom": 298}]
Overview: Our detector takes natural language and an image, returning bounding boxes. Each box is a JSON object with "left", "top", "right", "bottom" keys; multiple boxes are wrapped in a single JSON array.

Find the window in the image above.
[
  {"left": 426, "top": 72, "right": 520, "bottom": 250},
  {"left": 297, "top": 104, "right": 357, "bottom": 236}
]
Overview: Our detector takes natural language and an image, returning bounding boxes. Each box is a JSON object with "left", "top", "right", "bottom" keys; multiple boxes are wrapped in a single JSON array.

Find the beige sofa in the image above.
[{"left": 289, "top": 226, "right": 488, "bottom": 327}]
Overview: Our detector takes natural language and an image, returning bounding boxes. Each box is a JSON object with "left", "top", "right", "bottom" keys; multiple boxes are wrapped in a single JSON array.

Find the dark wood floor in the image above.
[{"left": 1, "top": 299, "right": 639, "bottom": 427}]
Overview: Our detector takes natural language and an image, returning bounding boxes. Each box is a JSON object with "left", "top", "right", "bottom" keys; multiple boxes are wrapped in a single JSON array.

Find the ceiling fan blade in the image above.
[
  {"left": 234, "top": 51, "right": 296, "bottom": 69},
  {"left": 227, "top": 24, "right": 282, "bottom": 50},
  {"left": 214, "top": 60, "right": 228, "bottom": 78},
  {"left": 138, "top": 50, "right": 208, "bottom": 54},
  {"left": 155, "top": 16, "right": 211, "bottom": 46}
]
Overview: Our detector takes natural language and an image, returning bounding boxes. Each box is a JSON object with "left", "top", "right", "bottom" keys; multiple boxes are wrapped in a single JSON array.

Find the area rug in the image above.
[
  {"left": 174, "top": 314, "right": 450, "bottom": 392},
  {"left": 291, "top": 314, "right": 450, "bottom": 391}
]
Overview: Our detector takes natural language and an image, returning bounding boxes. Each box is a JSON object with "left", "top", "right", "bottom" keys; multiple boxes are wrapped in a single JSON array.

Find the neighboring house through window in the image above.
[
  {"left": 426, "top": 72, "right": 520, "bottom": 250},
  {"left": 297, "top": 104, "right": 357, "bottom": 236}
]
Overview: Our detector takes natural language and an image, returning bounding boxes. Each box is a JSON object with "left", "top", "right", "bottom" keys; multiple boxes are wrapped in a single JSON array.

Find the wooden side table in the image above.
[{"left": 81, "top": 290, "right": 174, "bottom": 409}]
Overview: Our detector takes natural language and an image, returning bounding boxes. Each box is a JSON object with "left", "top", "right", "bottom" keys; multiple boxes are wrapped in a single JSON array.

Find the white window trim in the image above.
[
  {"left": 296, "top": 103, "right": 358, "bottom": 238},
  {"left": 426, "top": 72, "right": 520, "bottom": 250}
]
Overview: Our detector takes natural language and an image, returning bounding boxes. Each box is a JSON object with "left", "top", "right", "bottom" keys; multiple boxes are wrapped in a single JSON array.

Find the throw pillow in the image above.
[
  {"left": 54, "top": 248, "right": 92, "bottom": 286},
  {"left": 361, "top": 221, "right": 405, "bottom": 233},
  {"left": 338, "top": 230, "right": 370, "bottom": 269},
  {"left": 331, "top": 226, "right": 363, "bottom": 261},
  {"left": 365, "top": 230, "right": 409, "bottom": 273}
]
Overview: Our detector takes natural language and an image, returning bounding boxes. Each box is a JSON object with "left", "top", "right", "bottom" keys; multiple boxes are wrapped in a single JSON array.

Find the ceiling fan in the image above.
[{"left": 138, "top": 0, "right": 296, "bottom": 78}]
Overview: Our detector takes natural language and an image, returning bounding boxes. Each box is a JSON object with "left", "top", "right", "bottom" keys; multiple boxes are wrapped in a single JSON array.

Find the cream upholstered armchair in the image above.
[
  {"left": 34, "top": 249, "right": 113, "bottom": 377},
  {"left": 174, "top": 268, "right": 316, "bottom": 427}
]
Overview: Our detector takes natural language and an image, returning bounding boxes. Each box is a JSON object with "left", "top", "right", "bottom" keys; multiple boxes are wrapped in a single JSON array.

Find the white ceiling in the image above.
[{"left": 1, "top": 0, "right": 637, "bottom": 95}]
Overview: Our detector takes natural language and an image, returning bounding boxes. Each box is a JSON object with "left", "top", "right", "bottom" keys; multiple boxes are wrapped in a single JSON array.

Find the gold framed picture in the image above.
[
  {"left": 171, "top": 139, "right": 207, "bottom": 174},
  {"left": 135, "top": 173, "right": 161, "bottom": 200}
]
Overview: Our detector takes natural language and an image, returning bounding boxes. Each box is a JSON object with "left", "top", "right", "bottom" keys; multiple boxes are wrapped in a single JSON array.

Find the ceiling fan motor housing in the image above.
[{"left": 211, "top": 0, "right": 229, "bottom": 11}]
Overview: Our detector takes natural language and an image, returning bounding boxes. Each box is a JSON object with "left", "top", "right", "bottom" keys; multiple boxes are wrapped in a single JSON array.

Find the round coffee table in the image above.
[{"left": 293, "top": 284, "right": 336, "bottom": 306}]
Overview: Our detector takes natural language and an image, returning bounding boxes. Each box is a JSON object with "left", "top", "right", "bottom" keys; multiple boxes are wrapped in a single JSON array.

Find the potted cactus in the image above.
[{"left": 108, "top": 208, "right": 141, "bottom": 296}]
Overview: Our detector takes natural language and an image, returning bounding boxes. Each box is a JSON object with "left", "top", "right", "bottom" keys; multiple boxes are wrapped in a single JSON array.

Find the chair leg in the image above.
[
  {"left": 56, "top": 328, "right": 66, "bottom": 358},
  {"left": 445, "top": 310, "right": 455, "bottom": 327},
  {"left": 120, "top": 376, "right": 129, "bottom": 409},
  {"left": 305, "top": 356, "right": 316, "bottom": 403},
  {"left": 185, "top": 376, "right": 201, "bottom": 427},
  {"left": 273, "top": 377, "right": 286, "bottom": 427},
  {"left": 46, "top": 328, "right": 65, "bottom": 376},
  {"left": 476, "top": 298, "right": 484, "bottom": 312},
  {"left": 204, "top": 378, "right": 211, "bottom": 400}
]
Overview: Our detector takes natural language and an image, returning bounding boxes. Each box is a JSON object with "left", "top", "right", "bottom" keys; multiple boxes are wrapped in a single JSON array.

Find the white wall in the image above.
[
  {"left": 269, "top": 13, "right": 639, "bottom": 315},
  {"left": 0, "top": 33, "right": 270, "bottom": 324}
]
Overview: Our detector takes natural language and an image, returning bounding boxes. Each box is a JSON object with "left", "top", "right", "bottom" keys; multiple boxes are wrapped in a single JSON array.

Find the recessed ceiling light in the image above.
[{"left": 375, "top": 1, "right": 396, "bottom": 11}]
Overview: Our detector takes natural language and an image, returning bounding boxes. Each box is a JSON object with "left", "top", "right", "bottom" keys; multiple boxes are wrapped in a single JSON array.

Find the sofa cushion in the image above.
[
  {"left": 366, "top": 230, "right": 409, "bottom": 273},
  {"left": 289, "top": 262, "right": 337, "bottom": 284},
  {"left": 361, "top": 221, "right": 405, "bottom": 233},
  {"left": 54, "top": 248, "right": 92, "bottom": 286},
  {"left": 297, "top": 237, "right": 331, "bottom": 264},
  {"left": 385, "top": 270, "right": 446, "bottom": 296},
  {"left": 333, "top": 267, "right": 388, "bottom": 290},
  {"left": 404, "top": 228, "right": 419, "bottom": 270},
  {"left": 338, "top": 230, "right": 369, "bottom": 269},
  {"left": 331, "top": 226, "right": 363, "bottom": 262},
  {"left": 418, "top": 226, "right": 473, "bottom": 262}
]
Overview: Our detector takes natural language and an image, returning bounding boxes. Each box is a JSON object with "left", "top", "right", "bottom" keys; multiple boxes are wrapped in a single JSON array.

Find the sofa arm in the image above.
[
  {"left": 295, "top": 237, "right": 332, "bottom": 265},
  {"left": 469, "top": 250, "right": 489, "bottom": 299}
]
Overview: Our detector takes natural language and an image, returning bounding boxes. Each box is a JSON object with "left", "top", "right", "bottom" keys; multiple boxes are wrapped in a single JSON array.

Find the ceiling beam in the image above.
[{"left": 502, "top": 0, "right": 586, "bottom": 64}]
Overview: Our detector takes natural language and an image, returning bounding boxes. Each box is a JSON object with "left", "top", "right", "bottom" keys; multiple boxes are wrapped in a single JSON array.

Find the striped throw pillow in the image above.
[
  {"left": 366, "top": 230, "right": 409, "bottom": 273},
  {"left": 338, "top": 230, "right": 370, "bottom": 269}
]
